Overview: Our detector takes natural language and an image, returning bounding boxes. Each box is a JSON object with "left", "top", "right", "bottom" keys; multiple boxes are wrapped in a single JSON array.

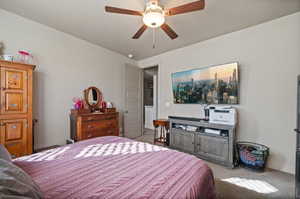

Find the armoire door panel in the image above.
[
  {"left": 6, "top": 70, "right": 24, "bottom": 89},
  {"left": 5, "top": 121, "right": 23, "bottom": 141},
  {"left": 0, "top": 119, "right": 27, "bottom": 157},
  {"left": 5, "top": 93, "right": 23, "bottom": 112},
  {"left": 1, "top": 67, "right": 28, "bottom": 114},
  {"left": 5, "top": 141, "right": 25, "bottom": 158}
]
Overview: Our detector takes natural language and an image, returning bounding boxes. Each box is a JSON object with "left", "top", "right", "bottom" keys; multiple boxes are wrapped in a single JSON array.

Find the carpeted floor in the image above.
[{"left": 134, "top": 129, "right": 295, "bottom": 199}]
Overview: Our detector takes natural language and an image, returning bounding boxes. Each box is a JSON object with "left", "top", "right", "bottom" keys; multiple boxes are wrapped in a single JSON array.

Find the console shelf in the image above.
[{"left": 169, "top": 116, "right": 236, "bottom": 168}]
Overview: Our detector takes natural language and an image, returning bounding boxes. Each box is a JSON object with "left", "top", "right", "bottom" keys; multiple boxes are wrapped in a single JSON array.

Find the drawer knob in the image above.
[
  {"left": 11, "top": 125, "right": 17, "bottom": 129},
  {"left": 10, "top": 104, "right": 17, "bottom": 107}
]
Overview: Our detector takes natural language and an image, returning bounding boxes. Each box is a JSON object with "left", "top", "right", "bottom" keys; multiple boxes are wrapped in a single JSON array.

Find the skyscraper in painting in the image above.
[{"left": 172, "top": 63, "right": 239, "bottom": 104}]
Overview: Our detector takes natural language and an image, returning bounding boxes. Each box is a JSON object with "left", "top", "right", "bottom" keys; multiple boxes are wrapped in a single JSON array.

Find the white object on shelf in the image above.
[
  {"left": 209, "top": 107, "right": 237, "bottom": 126},
  {"left": 106, "top": 102, "right": 113, "bottom": 108},
  {"left": 204, "top": 128, "right": 221, "bottom": 135},
  {"left": 1, "top": 55, "right": 13, "bottom": 61},
  {"left": 186, "top": 126, "right": 197, "bottom": 132}
]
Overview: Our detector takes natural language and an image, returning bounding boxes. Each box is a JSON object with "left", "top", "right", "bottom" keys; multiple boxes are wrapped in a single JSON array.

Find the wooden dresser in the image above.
[
  {"left": 0, "top": 60, "right": 35, "bottom": 157},
  {"left": 70, "top": 111, "right": 119, "bottom": 141}
]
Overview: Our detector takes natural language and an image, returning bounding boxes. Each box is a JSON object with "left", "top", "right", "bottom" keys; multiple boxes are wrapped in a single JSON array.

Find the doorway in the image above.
[{"left": 142, "top": 66, "right": 158, "bottom": 136}]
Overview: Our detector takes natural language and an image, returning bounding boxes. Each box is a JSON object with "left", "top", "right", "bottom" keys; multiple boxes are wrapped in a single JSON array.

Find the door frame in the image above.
[{"left": 141, "top": 65, "right": 159, "bottom": 135}]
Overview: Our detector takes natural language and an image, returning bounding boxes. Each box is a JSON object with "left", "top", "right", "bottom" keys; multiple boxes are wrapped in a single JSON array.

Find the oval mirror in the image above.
[
  {"left": 88, "top": 88, "right": 98, "bottom": 105},
  {"left": 84, "top": 87, "right": 102, "bottom": 110}
]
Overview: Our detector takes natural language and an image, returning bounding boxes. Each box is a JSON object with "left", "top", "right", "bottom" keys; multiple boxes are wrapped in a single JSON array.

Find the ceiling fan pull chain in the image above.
[{"left": 152, "top": 28, "right": 156, "bottom": 49}]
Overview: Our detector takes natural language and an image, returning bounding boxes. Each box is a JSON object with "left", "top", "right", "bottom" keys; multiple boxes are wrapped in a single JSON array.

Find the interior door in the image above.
[
  {"left": 124, "top": 64, "right": 143, "bottom": 139},
  {"left": 297, "top": 75, "right": 300, "bottom": 139},
  {"left": 0, "top": 67, "right": 28, "bottom": 114},
  {"left": 296, "top": 75, "right": 300, "bottom": 199}
]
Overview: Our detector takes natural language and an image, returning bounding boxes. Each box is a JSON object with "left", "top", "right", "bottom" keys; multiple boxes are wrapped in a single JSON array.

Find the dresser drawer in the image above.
[
  {"left": 83, "top": 128, "right": 117, "bottom": 139},
  {"left": 82, "top": 121, "right": 106, "bottom": 132},
  {"left": 82, "top": 119, "right": 117, "bottom": 132},
  {"left": 83, "top": 130, "right": 100, "bottom": 140},
  {"left": 105, "top": 119, "right": 117, "bottom": 128},
  {"left": 81, "top": 114, "right": 117, "bottom": 122}
]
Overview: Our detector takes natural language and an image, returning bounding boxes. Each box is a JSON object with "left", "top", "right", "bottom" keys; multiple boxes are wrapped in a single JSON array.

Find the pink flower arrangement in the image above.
[
  {"left": 101, "top": 101, "right": 107, "bottom": 109},
  {"left": 72, "top": 97, "right": 84, "bottom": 110},
  {"left": 18, "top": 50, "right": 30, "bottom": 56}
]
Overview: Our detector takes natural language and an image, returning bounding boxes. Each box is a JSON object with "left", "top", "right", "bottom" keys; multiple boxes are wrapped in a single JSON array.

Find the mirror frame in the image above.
[{"left": 84, "top": 86, "right": 102, "bottom": 111}]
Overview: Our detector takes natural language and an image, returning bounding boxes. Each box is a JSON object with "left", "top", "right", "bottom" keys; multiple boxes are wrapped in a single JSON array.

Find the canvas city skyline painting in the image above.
[{"left": 172, "top": 63, "right": 239, "bottom": 104}]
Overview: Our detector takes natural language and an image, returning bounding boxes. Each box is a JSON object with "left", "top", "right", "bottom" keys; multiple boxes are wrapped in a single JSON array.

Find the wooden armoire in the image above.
[{"left": 0, "top": 60, "right": 35, "bottom": 158}]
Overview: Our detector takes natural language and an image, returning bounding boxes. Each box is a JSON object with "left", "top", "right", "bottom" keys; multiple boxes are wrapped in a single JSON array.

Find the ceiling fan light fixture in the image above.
[
  {"left": 143, "top": 2, "right": 165, "bottom": 28},
  {"left": 105, "top": 0, "right": 206, "bottom": 40}
]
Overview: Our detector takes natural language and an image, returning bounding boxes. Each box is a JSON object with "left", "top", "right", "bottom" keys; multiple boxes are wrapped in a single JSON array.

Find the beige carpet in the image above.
[
  {"left": 215, "top": 179, "right": 273, "bottom": 199},
  {"left": 134, "top": 129, "right": 295, "bottom": 199}
]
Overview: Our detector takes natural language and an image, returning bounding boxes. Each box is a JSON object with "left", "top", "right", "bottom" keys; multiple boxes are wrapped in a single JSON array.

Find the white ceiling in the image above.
[{"left": 0, "top": 0, "right": 299, "bottom": 60}]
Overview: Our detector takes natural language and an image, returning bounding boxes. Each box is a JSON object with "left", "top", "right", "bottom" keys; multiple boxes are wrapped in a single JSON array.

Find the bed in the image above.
[{"left": 13, "top": 136, "right": 216, "bottom": 199}]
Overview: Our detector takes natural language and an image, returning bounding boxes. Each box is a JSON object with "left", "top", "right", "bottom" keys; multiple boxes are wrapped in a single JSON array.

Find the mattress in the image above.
[{"left": 14, "top": 136, "right": 216, "bottom": 199}]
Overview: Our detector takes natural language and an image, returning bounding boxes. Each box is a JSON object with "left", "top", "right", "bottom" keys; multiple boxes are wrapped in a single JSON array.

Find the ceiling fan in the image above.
[{"left": 105, "top": 0, "right": 205, "bottom": 40}]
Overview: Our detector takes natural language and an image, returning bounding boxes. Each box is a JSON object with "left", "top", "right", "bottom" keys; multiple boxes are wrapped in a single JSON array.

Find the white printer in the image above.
[{"left": 209, "top": 106, "right": 237, "bottom": 126}]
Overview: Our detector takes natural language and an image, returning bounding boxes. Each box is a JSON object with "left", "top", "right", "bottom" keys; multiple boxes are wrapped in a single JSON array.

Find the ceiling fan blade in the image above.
[
  {"left": 165, "top": 0, "right": 205, "bottom": 16},
  {"left": 105, "top": 6, "right": 143, "bottom": 16},
  {"left": 161, "top": 24, "right": 178, "bottom": 40},
  {"left": 132, "top": 25, "right": 148, "bottom": 39}
]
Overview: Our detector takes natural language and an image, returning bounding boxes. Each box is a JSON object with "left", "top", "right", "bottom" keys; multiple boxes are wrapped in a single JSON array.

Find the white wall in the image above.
[
  {"left": 0, "top": 9, "right": 136, "bottom": 149},
  {"left": 138, "top": 12, "right": 300, "bottom": 174}
]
